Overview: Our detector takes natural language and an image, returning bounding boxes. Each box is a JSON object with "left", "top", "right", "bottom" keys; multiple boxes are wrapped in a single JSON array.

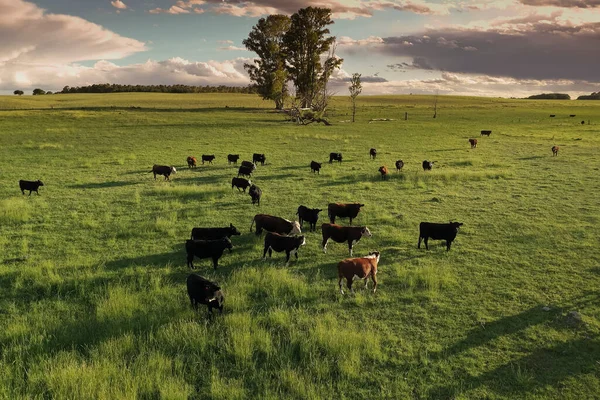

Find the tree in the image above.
[
  {"left": 349, "top": 73, "right": 362, "bottom": 122},
  {"left": 32, "top": 88, "right": 46, "bottom": 95},
  {"left": 243, "top": 14, "right": 291, "bottom": 110},
  {"left": 13, "top": 90, "right": 24, "bottom": 96},
  {"left": 283, "top": 7, "right": 343, "bottom": 109}
]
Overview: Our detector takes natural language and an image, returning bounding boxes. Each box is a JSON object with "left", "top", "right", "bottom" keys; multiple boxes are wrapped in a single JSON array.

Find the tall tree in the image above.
[
  {"left": 283, "top": 7, "right": 343, "bottom": 109},
  {"left": 13, "top": 90, "right": 24, "bottom": 96},
  {"left": 349, "top": 73, "right": 362, "bottom": 122},
  {"left": 243, "top": 14, "right": 291, "bottom": 110}
]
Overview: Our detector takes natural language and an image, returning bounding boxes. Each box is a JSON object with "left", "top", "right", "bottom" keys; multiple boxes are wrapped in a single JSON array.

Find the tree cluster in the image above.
[
  {"left": 59, "top": 84, "right": 258, "bottom": 95},
  {"left": 527, "top": 93, "right": 571, "bottom": 100},
  {"left": 577, "top": 92, "right": 600, "bottom": 100}
]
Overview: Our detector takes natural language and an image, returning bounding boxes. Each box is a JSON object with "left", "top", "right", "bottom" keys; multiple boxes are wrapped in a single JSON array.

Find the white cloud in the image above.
[{"left": 111, "top": 1, "right": 127, "bottom": 10}]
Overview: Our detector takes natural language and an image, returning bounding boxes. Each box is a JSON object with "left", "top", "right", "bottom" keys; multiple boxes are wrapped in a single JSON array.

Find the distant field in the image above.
[{"left": 0, "top": 93, "right": 599, "bottom": 399}]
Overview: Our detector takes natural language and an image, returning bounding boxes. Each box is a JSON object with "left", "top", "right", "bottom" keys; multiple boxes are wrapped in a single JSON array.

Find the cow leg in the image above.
[
  {"left": 294, "top": 250, "right": 299, "bottom": 260},
  {"left": 339, "top": 277, "right": 345, "bottom": 294},
  {"left": 285, "top": 251, "right": 290, "bottom": 265},
  {"left": 212, "top": 257, "right": 218, "bottom": 270},
  {"left": 446, "top": 240, "right": 452, "bottom": 251},
  {"left": 189, "top": 295, "right": 195, "bottom": 309},
  {"left": 349, "top": 217, "right": 353, "bottom": 225},
  {"left": 364, "top": 278, "right": 369, "bottom": 290},
  {"left": 322, "top": 237, "right": 329, "bottom": 253},
  {"left": 262, "top": 245, "right": 269, "bottom": 260},
  {"left": 268, "top": 248, "right": 273, "bottom": 258},
  {"left": 21, "top": 189, "right": 25, "bottom": 195},
  {"left": 424, "top": 237, "right": 429, "bottom": 250},
  {"left": 187, "top": 254, "right": 194, "bottom": 269},
  {"left": 28, "top": 190, "right": 32, "bottom": 196},
  {"left": 348, "top": 241, "right": 353, "bottom": 256},
  {"left": 372, "top": 274, "right": 378, "bottom": 293},
  {"left": 329, "top": 216, "right": 335, "bottom": 224},
  {"left": 418, "top": 236, "right": 422, "bottom": 249},
  {"left": 347, "top": 278, "right": 354, "bottom": 293}
]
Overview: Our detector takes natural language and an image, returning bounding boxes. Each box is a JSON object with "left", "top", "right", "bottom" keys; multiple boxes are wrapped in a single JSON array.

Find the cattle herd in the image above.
[{"left": 19, "top": 130, "right": 564, "bottom": 316}]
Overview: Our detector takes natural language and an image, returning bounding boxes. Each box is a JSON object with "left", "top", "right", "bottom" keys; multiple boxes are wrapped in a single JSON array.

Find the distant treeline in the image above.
[
  {"left": 577, "top": 92, "right": 600, "bottom": 100},
  {"left": 527, "top": 93, "right": 571, "bottom": 100},
  {"left": 58, "top": 84, "right": 259, "bottom": 94}
]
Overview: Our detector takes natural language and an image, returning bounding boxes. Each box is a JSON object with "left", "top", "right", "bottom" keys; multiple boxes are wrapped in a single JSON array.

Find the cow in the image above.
[
  {"left": 581, "top": 121, "right": 585, "bottom": 125},
  {"left": 232, "top": 177, "right": 252, "bottom": 192},
  {"left": 570, "top": 115, "right": 576, "bottom": 117},
  {"left": 263, "top": 232, "right": 306, "bottom": 265},
  {"left": 480, "top": 130, "right": 492, "bottom": 137},
  {"left": 469, "top": 138, "right": 478, "bottom": 149},
  {"left": 310, "top": 161, "right": 322, "bottom": 174},
  {"left": 418, "top": 221, "right": 463, "bottom": 251},
  {"left": 296, "top": 205, "right": 323, "bottom": 232},
  {"left": 227, "top": 154, "right": 240, "bottom": 164},
  {"left": 253, "top": 153, "right": 266, "bottom": 166},
  {"left": 328, "top": 203, "right": 364, "bottom": 225},
  {"left": 250, "top": 214, "right": 301, "bottom": 236},
  {"left": 249, "top": 184, "right": 262, "bottom": 206},
  {"left": 378, "top": 166, "right": 388, "bottom": 180},
  {"left": 19, "top": 180, "right": 44, "bottom": 195},
  {"left": 151, "top": 165, "right": 177, "bottom": 181},
  {"left": 329, "top": 152, "right": 343, "bottom": 163},
  {"left": 422, "top": 160, "right": 434, "bottom": 171},
  {"left": 187, "top": 156, "right": 197, "bottom": 168},
  {"left": 202, "top": 155, "right": 216, "bottom": 165},
  {"left": 321, "top": 223, "right": 372, "bottom": 256},
  {"left": 552, "top": 146, "right": 559, "bottom": 156},
  {"left": 186, "top": 274, "right": 224, "bottom": 314},
  {"left": 241, "top": 161, "right": 257, "bottom": 170},
  {"left": 550, "top": 115, "right": 556, "bottom": 118},
  {"left": 370, "top": 148, "right": 377, "bottom": 159},
  {"left": 337, "top": 251, "right": 380, "bottom": 294},
  {"left": 190, "top": 224, "right": 241, "bottom": 241},
  {"left": 185, "top": 237, "right": 232, "bottom": 269},
  {"left": 238, "top": 165, "right": 254, "bottom": 178},
  {"left": 395, "top": 160, "right": 404, "bottom": 172}
]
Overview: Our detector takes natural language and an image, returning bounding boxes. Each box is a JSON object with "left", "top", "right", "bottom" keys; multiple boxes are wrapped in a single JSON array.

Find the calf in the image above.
[
  {"left": 232, "top": 177, "right": 252, "bottom": 192},
  {"left": 378, "top": 166, "right": 388, "bottom": 180},
  {"left": 329, "top": 152, "right": 343, "bottom": 163},
  {"left": 480, "top": 130, "right": 492, "bottom": 137},
  {"left": 310, "top": 161, "right": 322, "bottom": 174},
  {"left": 238, "top": 165, "right": 254, "bottom": 178},
  {"left": 241, "top": 161, "right": 257, "bottom": 170},
  {"left": 469, "top": 138, "right": 478, "bottom": 149},
  {"left": 422, "top": 160, "right": 434, "bottom": 171},
  {"left": 151, "top": 165, "right": 177, "bottom": 181},
  {"left": 328, "top": 203, "right": 364, "bottom": 225},
  {"left": 550, "top": 115, "right": 556, "bottom": 118},
  {"left": 418, "top": 221, "right": 463, "bottom": 251},
  {"left": 190, "top": 224, "right": 241, "bottom": 241},
  {"left": 202, "top": 155, "right": 216, "bottom": 165},
  {"left": 251, "top": 214, "right": 301, "bottom": 236},
  {"left": 253, "top": 153, "right": 266, "bottom": 166},
  {"left": 185, "top": 237, "right": 232, "bottom": 269},
  {"left": 370, "top": 148, "right": 377, "bottom": 159},
  {"left": 395, "top": 160, "right": 404, "bottom": 172},
  {"left": 249, "top": 184, "right": 262, "bottom": 206},
  {"left": 321, "top": 223, "right": 372, "bottom": 256},
  {"left": 296, "top": 205, "right": 323, "bottom": 232},
  {"left": 186, "top": 274, "right": 224, "bottom": 314},
  {"left": 552, "top": 146, "right": 559, "bottom": 156},
  {"left": 337, "top": 251, "right": 380, "bottom": 294},
  {"left": 19, "top": 180, "right": 44, "bottom": 195},
  {"left": 227, "top": 154, "right": 240, "bottom": 164},
  {"left": 263, "top": 232, "right": 306, "bottom": 265},
  {"left": 187, "top": 156, "right": 197, "bottom": 168}
]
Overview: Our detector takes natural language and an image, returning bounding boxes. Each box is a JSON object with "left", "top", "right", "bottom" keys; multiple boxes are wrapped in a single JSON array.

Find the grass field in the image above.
[{"left": 0, "top": 93, "right": 599, "bottom": 399}]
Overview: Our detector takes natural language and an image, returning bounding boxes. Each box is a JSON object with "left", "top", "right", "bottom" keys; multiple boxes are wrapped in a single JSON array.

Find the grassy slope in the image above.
[{"left": 0, "top": 93, "right": 599, "bottom": 399}]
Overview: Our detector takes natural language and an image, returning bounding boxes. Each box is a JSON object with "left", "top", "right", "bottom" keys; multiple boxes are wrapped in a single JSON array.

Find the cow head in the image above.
[
  {"left": 450, "top": 222, "right": 463, "bottom": 230},
  {"left": 247, "top": 179, "right": 252, "bottom": 186},
  {"left": 290, "top": 221, "right": 301, "bottom": 235},
  {"left": 229, "top": 224, "right": 241, "bottom": 236},
  {"left": 361, "top": 227, "right": 372, "bottom": 237},
  {"left": 358, "top": 203, "right": 365, "bottom": 208},
  {"left": 314, "top": 209, "right": 323, "bottom": 215},
  {"left": 171, "top": 167, "right": 177, "bottom": 174},
  {"left": 368, "top": 251, "right": 380, "bottom": 262},
  {"left": 37, "top": 180, "right": 44, "bottom": 186}
]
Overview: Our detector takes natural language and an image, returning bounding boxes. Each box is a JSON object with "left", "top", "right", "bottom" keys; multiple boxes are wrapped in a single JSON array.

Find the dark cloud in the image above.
[
  {"left": 519, "top": 0, "right": 600, "bottom": 8},
  {"left": 380, "top": 22, "right": 600, "bottom": 81}
]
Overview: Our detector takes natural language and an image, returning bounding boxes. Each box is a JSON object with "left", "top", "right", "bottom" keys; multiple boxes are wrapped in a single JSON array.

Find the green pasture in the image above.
[{"left": 0, "top": 93, "right": 599, "bottom": 399}]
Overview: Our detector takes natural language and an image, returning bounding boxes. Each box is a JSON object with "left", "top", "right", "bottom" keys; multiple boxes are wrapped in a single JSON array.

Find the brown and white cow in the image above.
[
  {"left": 150, "top": 165, "right": 177, "bottom": 181},
  {"left": 378, "top": 166, "right": 388, "bottom": 180},
  {"left": 250, "top": 214, "right": 301, "bottom": 236},
  {"left": 552, "top": 146, "right": 559, "bottom": 156},
  {"left": 469, "top": 138, "right": 478, "bottom": 149},
  {"left": 337, "top": 251, "right": 380, "bottom": 294},
  {"left": 328, "top": 203, "right": 365, "bottom": 225},
  {"left": 321, "top": 223, "right": 372, "bottom": 256},
  {"left": 187, "top": 156, "right": 197, "bottom": 168}
]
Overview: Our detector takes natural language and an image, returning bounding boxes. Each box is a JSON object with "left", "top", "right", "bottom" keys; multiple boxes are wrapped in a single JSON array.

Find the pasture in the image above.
[{"left": 0, "top": 93, "right": 599, "bottom": 399}]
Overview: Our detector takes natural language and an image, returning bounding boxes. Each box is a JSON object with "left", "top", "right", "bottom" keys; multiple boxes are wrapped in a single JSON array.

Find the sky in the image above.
[{"left": 1, "top": 0, "right": 600, "bottom": 97}]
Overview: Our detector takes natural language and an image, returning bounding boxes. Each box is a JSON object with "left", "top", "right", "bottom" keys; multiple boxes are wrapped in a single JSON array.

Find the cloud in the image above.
[
  {"left": 338, "top": 36, "right": 384, "bottom": 46},
  {"left": 111, "top": 0, "right": 127, "bottom": 10},
  {"left": 218, "top": 46, "right": 247, "bottom": 51},
  {"left": 518, "top": 0, "right": 600, "bottom": 8}
]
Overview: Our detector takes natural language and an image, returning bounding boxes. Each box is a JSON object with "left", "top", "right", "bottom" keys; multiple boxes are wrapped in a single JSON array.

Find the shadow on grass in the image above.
[
  {"left": 0, "top": 106, "right": 266, "bottom": 114},
  {"left": 67, "top": 181, "right": 139, "bottom": 189},
  {"left": 519, "top": 156, "right": 545, "bottom": 160}
]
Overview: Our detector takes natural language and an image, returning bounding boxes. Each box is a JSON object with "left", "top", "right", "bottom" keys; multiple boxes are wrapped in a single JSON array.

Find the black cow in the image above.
[
  {"left": 329, "top": 152, "right": 343, "bottom": 163},
  {"left": 249, "top": 184, "right": 262, "bottom": 205},
  {"left": 418, "top": 222, "right": 463, "bottom": 251},
  {"left": 202, "top": 155, "right": 216, "bottom": 164},
  {"left": 190, "top": 224, "right": 241, "bottom": 240},
  {"left": 227, "top": 154, "right": 240, "bottom": 164},
  {"left": 19, "top": 180, "right": 44, "bottom": 195},
  {"left": 151, "top": 165, "right": 177, "bottom": 181},
  {"left": 186, "top": 274, "right": 224, "bottom": 314},
  {"left": 328, "top": 203, "right": 364, "bottom": 225},
  {"left": 232, "top": 177, "right": 252, "bottom": 192},
  {"left": 241, "top": 161, "right": 257, "bottom": 170},
  {"left": 370, "top": 148, "right": 377, "bottom": 159},
  {"left": 395, "top": 160, "right": 404, "bottom": 172},
  {"left": 185, "top": 237, "right": 232, "bottom": 269},
  {"left": 310, "top": 161, "right": 322, "bottom": 174},
  {"left": 480, "top": 130, "right": 492, "bottom": 137},
  {"left": 263, "top": 232, "right": 306, "bottom": 265},
  {"left": 296, "top": 205, "right": 323, "bottom": 232},
  {"left": 238, "top": 165, "right": 254, "bottom": 178},
  {"left": 422, "top": 160, "right": 434, "bottom": 171},
  {"left": 253, "top": 153, "right": 266, "bottom": 166}
]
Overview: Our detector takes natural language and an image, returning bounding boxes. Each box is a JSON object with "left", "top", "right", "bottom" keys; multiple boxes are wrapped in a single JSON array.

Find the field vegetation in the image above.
[{"left": 0, "top": 93, "right": 599, "bottom": 399}]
